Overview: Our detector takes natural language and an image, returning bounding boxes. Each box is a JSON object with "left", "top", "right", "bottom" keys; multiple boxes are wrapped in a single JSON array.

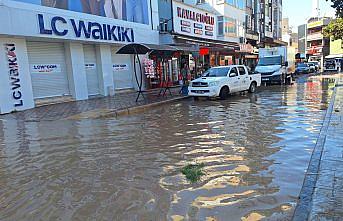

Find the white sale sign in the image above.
[
  {"left": 31, "top": 64, "right": 61, "bottom": 73},
  {"left": 85, "top": 63, "right": 96, "bottom": 70},
  {"left": 113, "top": 64, "right": 129, "bottom": 71}
]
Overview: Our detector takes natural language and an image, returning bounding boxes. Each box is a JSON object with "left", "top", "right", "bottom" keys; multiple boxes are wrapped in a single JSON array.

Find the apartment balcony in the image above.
[{"left": 307, "top": 32, "right": 323, "bottom": 41}]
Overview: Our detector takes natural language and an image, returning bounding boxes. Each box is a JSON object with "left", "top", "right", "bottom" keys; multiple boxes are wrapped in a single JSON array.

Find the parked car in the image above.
[
  {"left": 307, "top": 63, "right": 316, "bottom": 73},
  {"left": 295, "top": 63, "right": 310, "bottom": 74},
  {"left": 307, "top": 61, "right": 320, "bottom": 71},
  {"left": 188, "top": 65, "right": 261, "bottom": 100},
  {"left": 324, "top": 58, "right": 342, "bottom": 72}
]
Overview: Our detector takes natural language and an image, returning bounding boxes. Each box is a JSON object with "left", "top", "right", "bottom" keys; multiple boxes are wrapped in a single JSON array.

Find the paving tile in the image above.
[
  {"left": 0, "top": 88, "right": 184, "bottom": 122},
  {"left": 294, "top": 85, "right": 343, "bottom": 221}
]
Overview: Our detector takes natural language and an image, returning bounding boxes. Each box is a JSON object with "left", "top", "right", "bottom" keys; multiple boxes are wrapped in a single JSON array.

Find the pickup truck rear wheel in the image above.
[
  {"left": 219, "top": 86, "right": 230, "bottom": 100},
  {"left": 248, "top": 82, "right": 257, "bottom": 93}
]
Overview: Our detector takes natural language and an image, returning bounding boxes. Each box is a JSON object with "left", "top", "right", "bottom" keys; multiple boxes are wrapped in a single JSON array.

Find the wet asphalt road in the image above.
[{"left": 0, "top": 75, "right": 339, "bottom": 221}]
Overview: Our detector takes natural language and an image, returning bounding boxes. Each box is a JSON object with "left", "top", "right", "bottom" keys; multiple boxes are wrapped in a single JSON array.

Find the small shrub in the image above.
[{"left": 181, "top": 163, "right": 205, "bottom": 183}]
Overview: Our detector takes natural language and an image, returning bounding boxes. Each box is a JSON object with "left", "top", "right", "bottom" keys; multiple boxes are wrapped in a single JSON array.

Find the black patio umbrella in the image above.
[{"left": 116, "top": 43, "right": 178, "bottom": 102}]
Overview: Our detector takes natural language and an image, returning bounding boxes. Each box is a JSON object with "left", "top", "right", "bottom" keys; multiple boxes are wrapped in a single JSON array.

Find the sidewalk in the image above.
[
  {"left": 293, "top": 78, "right": 343, "bottom": 220},
  {"left": 0, "top": 87, "right": 187, "bottom": 122}
]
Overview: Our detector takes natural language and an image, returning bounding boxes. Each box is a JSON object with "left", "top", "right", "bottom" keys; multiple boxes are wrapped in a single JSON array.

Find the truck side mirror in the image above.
[{"left": 285, "top": 61, "right": 289, "bottom": 67}]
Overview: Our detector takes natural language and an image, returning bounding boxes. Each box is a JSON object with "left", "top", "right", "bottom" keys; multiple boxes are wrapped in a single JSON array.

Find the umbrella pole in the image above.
[
  {"left": 136, "top": 53, "right": 145, "bottom": 102},
  {"left": 133, "top": 53, "right": 140, "bottom": 102},
  {"left": 133, "top": 48, "right": 145, "bottom": 102}
]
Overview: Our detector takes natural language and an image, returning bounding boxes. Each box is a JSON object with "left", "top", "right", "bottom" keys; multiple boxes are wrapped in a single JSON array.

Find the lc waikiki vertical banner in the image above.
[{"left": 13, "top": 0, "right": 149, "bottom": 25}]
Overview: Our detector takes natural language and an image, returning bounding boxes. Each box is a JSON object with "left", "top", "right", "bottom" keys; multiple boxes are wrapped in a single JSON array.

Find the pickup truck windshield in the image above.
[
  {"left": 257, "top": 56, "right": 282, "bottom": 66},
  {"left": 202, "top": 67, "right": 230, "bottom": 77}
]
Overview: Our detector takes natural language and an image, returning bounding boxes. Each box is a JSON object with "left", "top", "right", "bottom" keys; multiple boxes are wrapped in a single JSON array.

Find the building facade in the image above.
[
  {"left": 245, "top": 0, "right": 259, "bottom": 46},
  {"left": 0, "top": 0, "right": 160, "bottom": 114},
  {"left": 158, "top": 0, "right": 244, "bottom": 79},
  {"left": 1, "top": 0, "right": 286, "bottom": 114},
  {"left": 256, "top": 0, "right": 285, "bottom": 47},
  {"left": 329, "top": 39, "right": 343, "bottom": 56},
  {"left": 298, "top": 24, "right": 307, "bottom": 55},
  {"left": 306, "top": 17, "right": 331, "bottom": 69},
  {"left": 272, "top": 0, "right": 282, "bottom": 40}
]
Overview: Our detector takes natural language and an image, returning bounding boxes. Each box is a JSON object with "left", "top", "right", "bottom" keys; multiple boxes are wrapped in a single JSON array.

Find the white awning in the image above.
[{"left": 326, "top": 54, "right": 343, "bottom": 59}]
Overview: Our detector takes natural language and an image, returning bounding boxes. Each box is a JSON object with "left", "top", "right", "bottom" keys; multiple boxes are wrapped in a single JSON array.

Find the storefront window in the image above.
[
  {"left": 246, "top": 0, "right": 252, "bottom": 8},
  {"left": 224, "top": 17, "right": 237, "bottom": 37},
  {"left": 13, "top": 0, "right": 150, "bottom": 24},
  {"left": 218, "top": 16, "right": 236, "bottom": 37},
  {"left": 237, "top": 0, "right": 245, "bottom": 9},
  {"left": 171, "top": 58, "right": 179, "bottom": 83},
  {"left": 225, "top": 0, "right": 235, "bottom": 6},
  {"left": 265, "top": 3, "right": 270, "bottom": 17},
  {"left": 218, "top": 16, "right": 224, "bottom": 36}
]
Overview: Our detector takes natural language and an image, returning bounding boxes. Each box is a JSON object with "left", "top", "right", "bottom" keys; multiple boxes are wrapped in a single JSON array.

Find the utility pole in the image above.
[{"left": 312, "top": 0, "right": 320, "bottom": 18}]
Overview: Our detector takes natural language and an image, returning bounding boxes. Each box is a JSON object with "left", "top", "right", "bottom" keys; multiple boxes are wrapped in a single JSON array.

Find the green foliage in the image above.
[
  {"left": 326, "top": 0, "right": 343, "bottom": 18},
  {"left": 323, "top": 18, "right": 343, "bottom": 40},
  {"left": 181, "top": 163, "right": 205, "bottom": 183}
]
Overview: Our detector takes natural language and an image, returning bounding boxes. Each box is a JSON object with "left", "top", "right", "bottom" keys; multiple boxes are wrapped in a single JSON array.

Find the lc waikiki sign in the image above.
[
  {"left": 38, "top": 14, "right": 135, "bottom": 42},
  {"left": 5, "top": 44, "right": 24, "bottom": 108},
  {"left": 173, "top": 1, "right": 216, "bottom": 39}
]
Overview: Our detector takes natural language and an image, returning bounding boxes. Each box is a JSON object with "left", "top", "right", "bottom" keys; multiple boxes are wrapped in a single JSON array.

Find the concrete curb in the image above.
[
  {"left": 67, "top": 96, "right": 190, "bottom": 120},
  {"left": 292, "top": 83, "right": 338, "bottom": 220}
]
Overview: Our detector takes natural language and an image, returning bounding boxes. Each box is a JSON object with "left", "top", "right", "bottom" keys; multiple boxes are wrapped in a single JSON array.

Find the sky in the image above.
[{"left": 283, "top": 0, "right": 336, "bottom": 32}]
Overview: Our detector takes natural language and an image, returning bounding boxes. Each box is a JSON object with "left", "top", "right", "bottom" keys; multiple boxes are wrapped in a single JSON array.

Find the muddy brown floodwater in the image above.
[{"left": 0, "top": 75, "right": 338, "bottom": 221}]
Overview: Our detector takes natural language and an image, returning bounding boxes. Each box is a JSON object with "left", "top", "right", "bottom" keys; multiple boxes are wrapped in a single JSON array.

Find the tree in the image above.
[
  {"left": 323, "top": 1, "right": 343, "bottom": 40},
  {"left": 326, "top": 0, "right": 343, "bottom": 18},
  {"left": 323, "top": 18, "right": 343, "bottom": 40}
]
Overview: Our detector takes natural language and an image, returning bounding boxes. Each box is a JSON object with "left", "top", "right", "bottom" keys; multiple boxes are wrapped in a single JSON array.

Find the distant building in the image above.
[
  {"left": 282, "top": 18, "right": 291, "bottom": 35},
  {"left": 298, "top": 24, "right": 307, "bottom": 55},
  {"left": 306, "top": 17, "right": 331, "bottom": 69},
  {"left": 282, "top": 18, "right": 297, "bottom": 49},
  {"left": 290, "top": 33, "right": 299, "bottom": 51}
]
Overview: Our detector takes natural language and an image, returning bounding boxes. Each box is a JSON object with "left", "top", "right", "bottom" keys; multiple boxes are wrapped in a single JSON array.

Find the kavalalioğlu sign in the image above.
[
  {"left": 5, "top": 43, "right": 24, "bottom": 107},
  {"left": 38, "top": 14, "right": 135, "bottom": 42},
  {"left": 172, "top": 1, "right": 216, "bottom": 39},
  {"left": 176, "top": 7, "right": 215, "bottom": 25},
  {"left": 30, "top": 64, "right": 62, "bottom": 73}
]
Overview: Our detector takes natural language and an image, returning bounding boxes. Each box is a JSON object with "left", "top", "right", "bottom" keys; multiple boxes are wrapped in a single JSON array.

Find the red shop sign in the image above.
[{"left": 199, "top": 48, "right": 209, "bottom": 55}]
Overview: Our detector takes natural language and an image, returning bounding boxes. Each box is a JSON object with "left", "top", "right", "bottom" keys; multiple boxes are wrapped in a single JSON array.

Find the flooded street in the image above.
[{"left": 0, "top": 75, "right": 338, "bottom": 221}]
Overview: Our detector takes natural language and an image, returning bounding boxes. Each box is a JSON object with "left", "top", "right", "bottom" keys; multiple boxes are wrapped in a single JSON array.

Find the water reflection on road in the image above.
[{"left": 0, "top": 75, "right": 337, "bottom": 220}]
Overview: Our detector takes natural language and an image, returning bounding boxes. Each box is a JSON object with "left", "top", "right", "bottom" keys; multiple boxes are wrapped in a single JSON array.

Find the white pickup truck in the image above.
[{"left": 188, "top": 65, "right": 261, "bottom": 99}]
